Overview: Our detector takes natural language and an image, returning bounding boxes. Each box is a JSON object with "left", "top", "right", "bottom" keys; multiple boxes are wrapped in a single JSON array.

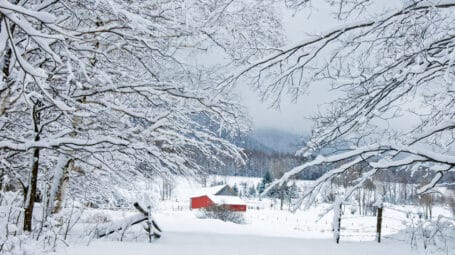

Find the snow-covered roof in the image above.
[
  {"left": 191, "top": 185, "right": 229, "bottom": 197},
  {"left": 207, "top": 195, "right": 246, "bottom": 206}
]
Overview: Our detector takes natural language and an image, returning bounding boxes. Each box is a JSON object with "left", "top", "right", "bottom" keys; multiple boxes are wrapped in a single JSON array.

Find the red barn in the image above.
[{"left": 190, "top": 185, "right": 247, "bottom": 212}]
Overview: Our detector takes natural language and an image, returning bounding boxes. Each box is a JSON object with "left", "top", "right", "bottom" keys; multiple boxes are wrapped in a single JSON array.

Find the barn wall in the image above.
[
  {"left": 190, "top": 196, "right": 214, "bottom": 209},
  {"left": 228, "top": 204, "right": 247, "bottom": 212}
]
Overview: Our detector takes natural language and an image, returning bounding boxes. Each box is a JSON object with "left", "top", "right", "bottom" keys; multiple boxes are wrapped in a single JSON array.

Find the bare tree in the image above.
[{"left": 222, "top": 0, "right": 455, "bottom": 242}]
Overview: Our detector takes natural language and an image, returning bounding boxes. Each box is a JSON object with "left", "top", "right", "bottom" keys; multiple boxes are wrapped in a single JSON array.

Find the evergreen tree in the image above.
[
  {"left": 258, "top": 171, "right": 273, "bottom": 195},
  {"left": 248, "top": 185, "right": 257, "bottom": 198},
  {"left": 289, "top": 182, "right": 300, "bottom": 199},
  {"left": 233, "top": 184, "right": 239, "bottom": 196}
]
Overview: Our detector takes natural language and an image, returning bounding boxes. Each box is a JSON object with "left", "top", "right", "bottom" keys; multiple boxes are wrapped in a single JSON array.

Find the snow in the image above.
[
  {"left": 265, "top": 142, "right": 455, "bottom": 204},
  {"left": 207, "top": 195, "right": 246, "bottom": 205},
  {"left": 46, "top": 175, "right": 455, "bottom": 255},
  {"left": 0, "top": 20, "right": 7, "bottom": 53},
  {"left": 0, "top": 0, "right": 57, "bottom": 24},
  {"left": 51, "top": 203, "right": 439, "bottom": 255},
  {"left": 3, "top": 0, "right": 453, "bottom": 254},
  {"left": 96, "top": 213, "right": 146, "bottom": 238},
  {"left": 54, "top": 232, "right": 418, "bottom": 255},
  {"left": 47, "top": 155, "right": 69, "bottom": 215}
]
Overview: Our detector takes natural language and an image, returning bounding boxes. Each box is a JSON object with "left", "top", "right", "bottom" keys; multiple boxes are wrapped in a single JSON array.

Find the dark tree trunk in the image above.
[
  {"left": 2, "top": 48, "right": 12, "bottom": 82},
  {"left": 23, "top": 101, "right": 41, "bottom": 232},
  {"left": 24, "top": 147, "right": 40, "bottom": 231},
  {"left": 0, "top": 168, "right": 3, "bottom": 191}
]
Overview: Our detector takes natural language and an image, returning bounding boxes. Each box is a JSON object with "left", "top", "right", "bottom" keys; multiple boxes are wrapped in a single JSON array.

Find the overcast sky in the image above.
[
  {"left": 237, "top": 3, "right": 338, "bottom": 134},
  {"left": 238, "top": 1, "right": 419, "bottom": 135}
]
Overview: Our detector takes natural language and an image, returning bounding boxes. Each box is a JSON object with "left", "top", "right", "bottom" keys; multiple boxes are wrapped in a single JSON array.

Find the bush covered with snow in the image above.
[
  {"left": 198, "top": 205, "right": 245, "bottom": 224},
  {"left": 83, "top": 212, "right": 113, "bottom": 224}
]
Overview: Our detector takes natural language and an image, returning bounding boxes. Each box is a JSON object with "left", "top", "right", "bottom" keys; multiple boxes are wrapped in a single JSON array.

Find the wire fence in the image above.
[{"left": 338, "top": 205, "right": 455, "bottom": 243}]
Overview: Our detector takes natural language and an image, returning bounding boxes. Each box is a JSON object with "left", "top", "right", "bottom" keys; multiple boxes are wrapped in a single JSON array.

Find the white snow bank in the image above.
[
  {"left": 207, "top": 195, "right": 246, "bottom": 205},
  {"left": 53, "top": 231, "right": 422, "bottom": 255},
  {"left": 190, "top": 185, "right": 227, "bottom": 197}
]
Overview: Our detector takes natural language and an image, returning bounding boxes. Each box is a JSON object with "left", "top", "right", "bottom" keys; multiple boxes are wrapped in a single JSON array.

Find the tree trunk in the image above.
[
  {"left": 24, "top": 146, "right": 40, "bottom": 231},
  {"left": 280, "top": 190, "right": 284, "bottom": 210},
  {"left": 0, "top": 168, "right": 3, "bottom": 191},
  {"left": 23, "top": 101, "right": 41, "bottom": 232},
  {"left": 0, "top": 18, "right": 17, "bottom": 116},
  {"left": 52, "top": 158, "right": 73, "bottom": 214}
]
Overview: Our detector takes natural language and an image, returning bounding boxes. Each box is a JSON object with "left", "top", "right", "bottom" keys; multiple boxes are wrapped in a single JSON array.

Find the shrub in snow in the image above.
[
  {"left": 0, "top": 191, "right": 46, "bottom": 255},
  {"left": 83, "top": 212, "right": 113, "bottom": 224},
  {"left": 198, "top": 205, "right": 245, "bottom": 224},
  {"left": 406, "top": 215, "right": 455, "bottom": 254}
]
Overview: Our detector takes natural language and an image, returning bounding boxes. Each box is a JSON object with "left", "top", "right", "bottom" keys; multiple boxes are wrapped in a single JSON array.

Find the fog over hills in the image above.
[
  {"left": 206, "top": 128, "right": 309, "bottom": 178},
  {"left": 237, "top": 128, "right": 304, "bottom": 154}
]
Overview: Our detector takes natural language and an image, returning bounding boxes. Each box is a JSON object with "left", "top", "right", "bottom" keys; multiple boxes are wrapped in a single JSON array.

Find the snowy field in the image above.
[
  {"left": 51, "top": 176, "right": 454, "bottom": 255},
  {"left": 54, "top": 208, "right": 428, "bottom": 255},
  {"left": 56, "top": 232, "right": 418, "bottom": 255}
]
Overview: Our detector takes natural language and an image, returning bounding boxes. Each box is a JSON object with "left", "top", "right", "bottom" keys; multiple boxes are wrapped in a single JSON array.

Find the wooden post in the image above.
[
  {"left": 146, "top": 206, "right": 153, "bottom": 243},
  {"left": 376, "top": 206, "right": 383, "bottom": 243},
  {"left": 336, "top": 203, "right": 342, "bottom": 244},
  {"left": 97, "top": 203, "right": 161, "bottom": 239},
  {"left": 134, "top": 203, "right": 162, "bottom": 237},
  {"left": 332, "top": 201, "right": 342, "bottom": 244}
]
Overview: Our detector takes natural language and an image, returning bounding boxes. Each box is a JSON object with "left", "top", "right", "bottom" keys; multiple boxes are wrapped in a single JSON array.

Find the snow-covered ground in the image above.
[
  {"left": 56, "top": 232, "right": 418, "bottom": 255},
  {"left": 54, "top": 207, "right": 431, "bottom": 255},
  {"left": 52, "top": 176, "right": 454, "bottom": 255}
]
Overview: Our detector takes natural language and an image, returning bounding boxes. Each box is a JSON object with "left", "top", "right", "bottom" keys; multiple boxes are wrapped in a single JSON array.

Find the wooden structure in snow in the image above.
[
  {"left": 190, "top": 184, "right": 247, "bottom": 212},
  {"left": 96, "top": 202, "right": 162, "bottom": 242}
]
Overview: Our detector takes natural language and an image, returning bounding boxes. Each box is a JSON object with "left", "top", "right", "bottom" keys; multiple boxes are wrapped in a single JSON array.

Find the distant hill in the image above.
[
  {"left": 201, "top": 128, "right": 308, "bottom": 178},
  {"left": 192, "top": 112, "right": 304, "bottom": 154},
  {"left": 248, "top": 128, "right": 304, "bottom": 154},
  {"left": 232, "top": 128, "right": 304, "bottom": 154},
  {"left": 191, "top": 114, "right": 309, "bottom": 177}
]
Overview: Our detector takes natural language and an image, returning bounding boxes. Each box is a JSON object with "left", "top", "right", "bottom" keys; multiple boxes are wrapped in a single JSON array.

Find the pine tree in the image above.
[
  {"left": 289, "top": 182, "right": 299, "bottom": 199},
  {"left": 248, "top": 185, "right": 257, "bottom": 198},
  {"left": 258, "top": 171, "right": 273, "bottom": 195},
  {"left": 288, "top": 182, "right": 300, "bottom": 206},
  {"left": 233, "top": 184, "right": 239, "bottom": 196}
]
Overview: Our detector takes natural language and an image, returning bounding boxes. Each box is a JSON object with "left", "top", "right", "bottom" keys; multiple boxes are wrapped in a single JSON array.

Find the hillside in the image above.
[
  {"left": 237, "top": 128, "right": 304, "bottom": 154},
  {"left": 201, "top": 128, "right": 306, "bottom": 178}
]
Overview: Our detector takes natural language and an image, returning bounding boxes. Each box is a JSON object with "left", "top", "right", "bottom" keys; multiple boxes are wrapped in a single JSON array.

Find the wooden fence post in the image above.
[
  {"left": 332, "top": 201, "right": 342, "bottom": 244},
  {"left": 146, "top": 206, "right": 153, "bottom": 243},
  {"left": 335, "top": 203, "right": 342, "bottom": 244},
  {"left": 97, "top": 203, "right": 161, "bottom": 239},
  {"left": 376, "top": 205, "right": 383, "bottom": 243}
]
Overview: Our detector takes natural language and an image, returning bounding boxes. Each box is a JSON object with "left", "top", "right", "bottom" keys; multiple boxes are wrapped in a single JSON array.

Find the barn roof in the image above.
[
  {"left": 207, "top": 195, "right": 246, "bottom": 206},
  {"left": 191, "top": 184, "right": 233, "bottom": 197}
]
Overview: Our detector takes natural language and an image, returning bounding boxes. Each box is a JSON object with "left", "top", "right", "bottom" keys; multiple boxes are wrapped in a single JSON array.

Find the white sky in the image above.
[
  {"left": 237, "top": 82, "right": 335, "bottom": 134},
  {"left": 185, "top": 1, "right": 411, "bottom": 135},
  {"left": 238, "top": 1, "right": 411, "bottom": 135},
  {"left": 237, "top": 3, "right": 339, "bottom": 134}
]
